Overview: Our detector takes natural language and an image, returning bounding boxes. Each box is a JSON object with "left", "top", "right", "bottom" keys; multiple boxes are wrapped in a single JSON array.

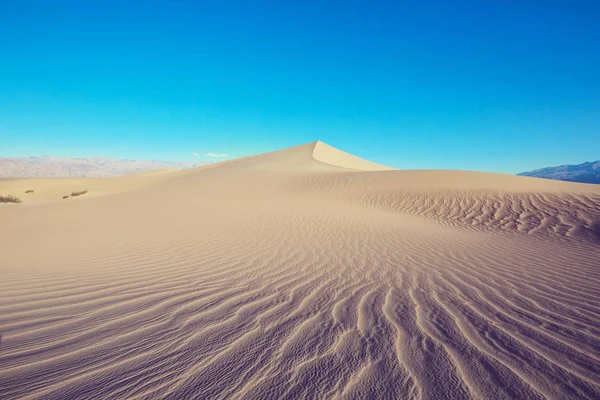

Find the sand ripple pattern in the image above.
[
  {"left": 1, "top": 142, "right": 599, "bottom": 399},
  {"left": 298, "top": 171, "right": 600, "bottom": 240}
]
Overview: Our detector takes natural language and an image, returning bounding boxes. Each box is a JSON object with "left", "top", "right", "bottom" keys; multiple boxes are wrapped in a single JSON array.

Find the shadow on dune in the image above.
[{"left": 589, "top": 220, "right": 600, "bottom": 241}]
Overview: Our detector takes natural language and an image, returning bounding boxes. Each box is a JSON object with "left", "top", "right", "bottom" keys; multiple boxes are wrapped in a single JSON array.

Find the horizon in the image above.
[
  {"left": 1, "top": 139, "right": 599, "bottom": 175},
  {"left": 2, "top": 1, "right": 599, "bottom": 174}
]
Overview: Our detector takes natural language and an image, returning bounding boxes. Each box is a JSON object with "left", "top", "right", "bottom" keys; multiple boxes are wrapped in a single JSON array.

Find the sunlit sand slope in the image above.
[
  {"left": 1, "top": 141, "right": 599, "bottom": 399},
  {"left": 312, "top": 140, "right": 393, "bottom": 170}
]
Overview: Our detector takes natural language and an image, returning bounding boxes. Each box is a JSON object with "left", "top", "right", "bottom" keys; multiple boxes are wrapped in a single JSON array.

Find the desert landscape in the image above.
[{"left": 0, "top": 141, "right": 599, "bottom": 399}]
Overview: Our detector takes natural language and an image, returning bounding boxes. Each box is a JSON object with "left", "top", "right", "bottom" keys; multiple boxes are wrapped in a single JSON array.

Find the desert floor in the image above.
[{"left": 1, "top": 141, "right": 599, "bottom": 399}]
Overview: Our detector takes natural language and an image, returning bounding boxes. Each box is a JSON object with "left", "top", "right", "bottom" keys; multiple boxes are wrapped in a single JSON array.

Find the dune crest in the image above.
[
  {"left": 311, "top": 140, "right": 393, "bottom": 171},
  {"left": 1, "top": 142, "right": 600, "bottom": 399}
]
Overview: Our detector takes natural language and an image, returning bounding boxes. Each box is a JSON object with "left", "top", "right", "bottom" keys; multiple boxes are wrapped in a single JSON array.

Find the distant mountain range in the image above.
[
  {"left": 0, "top": 156, "right": 204, "bottom": 178},
  {"left": 518, "top": 160, "right": 600, "bottom": 184}
]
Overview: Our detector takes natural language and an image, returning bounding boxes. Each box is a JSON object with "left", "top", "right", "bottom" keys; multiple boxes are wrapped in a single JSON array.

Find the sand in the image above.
[{"left": 1, "top": 141, "right": 599, "bottom": 399}]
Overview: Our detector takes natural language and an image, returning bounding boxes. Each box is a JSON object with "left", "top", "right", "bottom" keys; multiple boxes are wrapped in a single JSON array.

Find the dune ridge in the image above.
[
  {"left": 311, "top": 141, "right": 394, "bottom": 171},
  {"left": 1, "top": 142, "right": 599, "bottom": 399}
]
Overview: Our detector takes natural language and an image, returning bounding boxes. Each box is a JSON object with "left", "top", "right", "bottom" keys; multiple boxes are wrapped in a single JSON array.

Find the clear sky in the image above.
[{"left": 1, "top": 0, "right": 599, "bottom": 173}]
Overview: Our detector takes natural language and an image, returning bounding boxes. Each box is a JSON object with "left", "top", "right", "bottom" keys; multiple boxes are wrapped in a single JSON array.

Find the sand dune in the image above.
[
  {"left": 1, "top": 141, "right": 599, "bottom": 399},
  {"left": 0, "top": 169, "right": 192, "bottom": 205}
]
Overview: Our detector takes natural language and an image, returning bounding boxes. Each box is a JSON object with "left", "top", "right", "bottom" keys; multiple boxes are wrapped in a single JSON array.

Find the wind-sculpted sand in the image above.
[{"left": 1, "top": 141, "right": 599, "bottom": 399}]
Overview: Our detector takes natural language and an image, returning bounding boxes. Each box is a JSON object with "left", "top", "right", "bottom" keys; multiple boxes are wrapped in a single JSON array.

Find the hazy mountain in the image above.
[
  {"left": 0, "top": 156, "right": 204, "bottom": 178},
  {"left": 518, "top": 160, "right": 600, "bottom": 184}
]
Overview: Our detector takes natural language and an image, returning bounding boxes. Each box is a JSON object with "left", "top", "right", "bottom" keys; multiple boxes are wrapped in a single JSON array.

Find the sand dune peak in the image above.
[{"left": 311, "top": 140, "right": 394, "bottom": 171}]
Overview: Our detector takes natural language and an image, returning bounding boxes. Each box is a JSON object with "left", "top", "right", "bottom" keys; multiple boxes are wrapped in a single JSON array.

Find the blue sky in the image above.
[{"left": 1, "top": 0, "right": 598, "bottom": 173}]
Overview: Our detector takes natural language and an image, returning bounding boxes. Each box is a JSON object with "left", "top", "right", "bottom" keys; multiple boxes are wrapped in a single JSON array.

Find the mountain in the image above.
[
  {"left": 518, "top": 160, "right": 600, "bottom": 184},
  {"left": 0, "top": 156, "right": 204, "bottom": 178}
]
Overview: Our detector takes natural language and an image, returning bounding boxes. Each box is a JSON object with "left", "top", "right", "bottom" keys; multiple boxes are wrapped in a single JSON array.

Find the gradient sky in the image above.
[{"left": 1, "top": 0, "right": 599, "bottom": 173}]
